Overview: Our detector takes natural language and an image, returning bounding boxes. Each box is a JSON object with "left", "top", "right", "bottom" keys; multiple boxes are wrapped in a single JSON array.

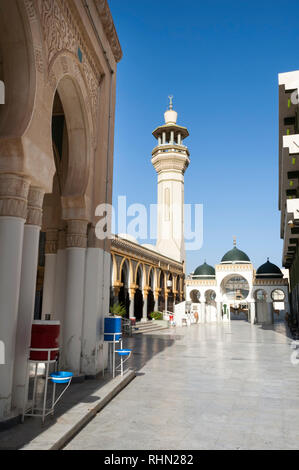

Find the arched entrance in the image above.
[
  {"left": 254, "top": 289, "right": 268, "bottom": 323},
  {"left": 158, "top": 270, "right": 165, "bottom": 312},
  {"left": 147, "top": 268, "right": 155, "bottom": 319},
  {"left": 167, "top": 273, "right": 174, "bottom": 313},
  {"left": 205, "top": 290, "right": 217, "bottom": 322},
  {"left": 271, "top": 289, "right": 286, "bottom": 322},
  {"left": 134, "top": 265, "right": 143, "bottom": 321},
  {"left": 221, "top": 275, "right": 250, "bottom": 321},
  {"left": 119, "top": 260, "right": 130, "bottom": 317}
]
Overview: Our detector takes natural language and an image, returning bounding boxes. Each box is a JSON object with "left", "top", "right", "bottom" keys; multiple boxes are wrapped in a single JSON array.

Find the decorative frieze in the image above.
[
  {"left": 253, "top": 278, "right": 289, "bottom": 286},
  {"left": 66, "top": 219, "right": 88, "bottom": 248},
  {"left": 215, "top": 264, "right": 253, "bottom": 271},
  {"left": 26, "top": 187, "right": 44, "bottom": 227},
  {"left": 45, "top": 229, "right": 59, "bottom": 254},
  {"left": 0, "top": 174, "right": 30, "bottom": 219},
  {"left": 111, "top": 236, "right": 183, "bottom": 274}
]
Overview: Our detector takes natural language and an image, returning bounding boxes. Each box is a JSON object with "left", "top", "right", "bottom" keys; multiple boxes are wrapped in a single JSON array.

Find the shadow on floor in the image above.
[{"left": 0, "top": 329, "right": 180, "bottom": 449}]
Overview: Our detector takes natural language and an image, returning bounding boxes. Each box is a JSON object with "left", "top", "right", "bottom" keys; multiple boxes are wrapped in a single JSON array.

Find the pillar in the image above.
[
  {"left": 178, "top": 133, "right": 182, "bottom": 145},
  {"left": 201, "top": 301, "right": 206, "bottom": 323},
  {"left": 62, "top": 220, "right": 88, "bottom": 376},
  {"left": 154, "top": 289, "right": 159, "bottom": 312},
  {"left": 12, "top": 187, "right": 44, "bottom": 411},
  {"left": 217, "top": 302, "right": 222, "bottom": 322},
  {"left": 41, "top": 229, "right": 58, "bottom": 319},
  {"left": 142, "top": 288, "right": 148, "bottom": 322},
  {"left": 111, "top": 286, "right": 120, "bottom": 306},
  {"left": 81, "top": 228, "right": 110, "bottom": 377},
  {"left": 162, "top": 131, "right": 166, "bottom": 144},
  {"left": 129, "top": 286, "right": 136, "bottom": 318},
  {"left": 0, "top": 174, "right": 30, "bottom": 421},
  {"left": 170, "top": 130, "right": 174, "bottom": 143},
  {"left": 53, "top": 229, "right": 67, "bottom": 334}
]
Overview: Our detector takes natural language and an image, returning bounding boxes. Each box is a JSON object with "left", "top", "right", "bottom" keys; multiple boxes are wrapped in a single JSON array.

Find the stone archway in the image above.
[
  {"left": 134, "top": 265, "right": 143, "bottom": 321},
  {"left": 147, "top": 268, "right": 155, "bottom": 319},
  {"left": 205, "top": 289, "right": 217, "bottom": 322},
  {"left": 119, "top": 259, "right": 130, "bottom": 317},
  {"left": 221, "top": 274, "right": 250, "bottom": 321}
]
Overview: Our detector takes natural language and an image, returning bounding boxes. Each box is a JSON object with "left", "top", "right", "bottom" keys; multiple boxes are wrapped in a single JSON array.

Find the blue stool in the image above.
[
  {"left": 115, "top": 349, "right": 132, "bottom": 376},
  {"left": 49, "top": 371, "right": 73, "bottom": 416}
]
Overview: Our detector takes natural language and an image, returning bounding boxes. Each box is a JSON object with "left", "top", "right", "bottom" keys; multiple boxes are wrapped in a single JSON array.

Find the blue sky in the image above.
[{"left": 109, "top": 0, "right": 299, "bottom": 273}]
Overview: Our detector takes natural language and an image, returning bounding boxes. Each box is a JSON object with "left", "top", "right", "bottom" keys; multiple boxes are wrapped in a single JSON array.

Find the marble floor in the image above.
[{"left": 65, "top": 321, "right": 299, "bottom": 450}]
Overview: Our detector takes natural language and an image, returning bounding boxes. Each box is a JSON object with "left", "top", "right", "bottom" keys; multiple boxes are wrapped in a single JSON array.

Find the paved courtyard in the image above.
[{"left": 65, "top": 321, "right": 299, "bottom": 450}]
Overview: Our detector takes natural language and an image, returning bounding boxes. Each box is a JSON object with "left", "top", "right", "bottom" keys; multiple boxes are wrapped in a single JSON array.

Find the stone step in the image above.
[
  {"left": 132, "top": 322, "right": 168, "bottom": 335},
  {"left": 132, "top": 326, "right": 168, "bottom": 335}
]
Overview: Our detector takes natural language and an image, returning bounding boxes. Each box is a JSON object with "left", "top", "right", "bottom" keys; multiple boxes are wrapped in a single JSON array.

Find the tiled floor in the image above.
[{"left": 65, "top": 321, "right": 299, "bottom": 450}]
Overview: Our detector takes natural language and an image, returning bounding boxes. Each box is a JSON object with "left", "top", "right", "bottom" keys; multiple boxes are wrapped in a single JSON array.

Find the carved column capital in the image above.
[
  {"left": 58, "top": 228, "right": 66, "bottom": 250},
  {"left": 45, "top": 229, "right": 59, "bottom": 254},
  {"left": 0, "top": 173, "right": 30, "bottom": 219},
  {"left": 26, "top": 187, "right": 45, "bottom": 226},
  {"left": 66, "top": 219, "right": 88, "bottom": 248}
]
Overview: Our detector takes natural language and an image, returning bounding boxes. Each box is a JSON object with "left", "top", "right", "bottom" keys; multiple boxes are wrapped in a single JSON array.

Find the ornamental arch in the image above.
[{"left": 0, "top": 0, "right": 122, "bottom": 423}]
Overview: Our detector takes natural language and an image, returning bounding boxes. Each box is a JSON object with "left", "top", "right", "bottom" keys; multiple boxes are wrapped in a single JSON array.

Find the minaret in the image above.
[{"left": 152, "top": 97, "right": 190, "bottom": 264}]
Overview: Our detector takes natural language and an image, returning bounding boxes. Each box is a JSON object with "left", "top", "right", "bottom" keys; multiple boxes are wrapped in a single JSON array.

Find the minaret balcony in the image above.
[{"left": 152, "top": 143, "right": 190, "bottom": 158}]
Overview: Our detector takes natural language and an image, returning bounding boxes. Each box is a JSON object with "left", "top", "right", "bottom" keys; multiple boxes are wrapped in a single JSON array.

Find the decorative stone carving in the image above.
[
  {"left": 37, "top": 0, "right": 100, "bottom": 127},
  {"left": 66, "top": 219, "right": 88, "bottom": 248},
  {"left": 95, "top": 0, "right": 122, "bottom": 62},
  {"left": 45, "top": 229, "right": 59, "bottom": 254},
  {"left": 58, "top": 228, "right": 66, "bottom": 250},
  {"left": 24, "top": 0, "right": 37, "bottom": 22},
  {"left": 0, "top": 174, "right": 30, "bottom": 219},
  {"left": 26, "top": 187, "right": 44, "bottom": 226},
  {"left": 39, "top": 0, "right": 77, "bottom": 65},
  {"left": 34, "top": 47, "right": 44, "bottom": 74}
]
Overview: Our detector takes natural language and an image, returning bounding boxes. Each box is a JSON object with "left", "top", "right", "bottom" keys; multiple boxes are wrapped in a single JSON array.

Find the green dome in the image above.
[
  {"left": 221, "top": 246, "right": 250, "bottom": 263},
  {"left": 256, "top": 259, "right": 283, "bottom": 278},
  {"left": 193, "top": 262, "right": 215, "bottom": 278}
]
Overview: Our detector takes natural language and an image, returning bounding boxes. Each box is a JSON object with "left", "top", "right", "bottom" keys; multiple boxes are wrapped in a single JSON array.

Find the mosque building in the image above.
[{"left": 183, "top": 239, "right": 289, "bottom": 325}]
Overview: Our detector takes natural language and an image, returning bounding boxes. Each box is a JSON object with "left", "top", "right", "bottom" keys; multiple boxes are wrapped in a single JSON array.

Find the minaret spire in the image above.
[
  {"left": 233, "top": 236, "right": 237, "bottom": 247},
  {"left": 151, "top": 101, "right": 190, "bottom": 265}
]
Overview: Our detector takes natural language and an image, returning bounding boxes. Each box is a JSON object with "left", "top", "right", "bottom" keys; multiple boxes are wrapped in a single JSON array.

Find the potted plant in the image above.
[{"left": 110, "top": 302, "right": 127, "bottom": 317}]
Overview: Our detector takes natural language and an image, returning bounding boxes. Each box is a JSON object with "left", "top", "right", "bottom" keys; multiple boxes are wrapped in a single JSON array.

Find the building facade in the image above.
[
  {"left": 0, "top": 0, "right": 121, "bottom": 425},
  {"left": 278, "top": 70, "right": 299, "bottom": 325},
  {"left": 184, "top": 243, "right": 289, "bottom": 324}
]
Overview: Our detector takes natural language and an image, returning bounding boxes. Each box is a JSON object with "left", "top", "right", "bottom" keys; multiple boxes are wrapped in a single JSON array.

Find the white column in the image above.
[
  {"left": 217, "top": 302, "right": 222, "bottom": 322},
  {"left": 162, "top": 131, "right": 166, "bottom": 144},
  {"left": 81, "top": 235, "right": 107, "bottom": 377},
  {"left": 154, "top": 296, "right": 159, "bottom": 312},
  {"left": 0, "top": 174, "right": 30, "bottom": 421},
  {"left": 53, "top": 230, "right": 67, "bottom": 333},
  {"left": 12, "top": 187, "right": 44, "bottom": 411},
  {"left": 170, "top": 131, "right": 174, "bottom": 143},
  {"left": 250, "top": 302, "right": 256, "bottom": 324},
  {"left": 129, "top": 287, "right": 136, "bottom": 318},
  {"left": 178, "top": 133, "right": 182, "bottom": 145},
  {"left": 41, "top": 230, "right": 58, "bottom": 319},
  {"left": 63, "top": 220, "right": 88, "bottom": 376},
  {"left": 201, "top": 301, "right": 206, "bottom": 323},
  {"left": 142, "top": 290, "right": 148, "bottom": 322}
]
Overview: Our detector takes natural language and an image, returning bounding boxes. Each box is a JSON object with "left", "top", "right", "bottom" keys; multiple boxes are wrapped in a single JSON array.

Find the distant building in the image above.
[
  {"left": 185, "top": 241, "right": 289, "bottom": 324},
  {"left": 278, "top": 70, "right": 299, "bottom": 324}
]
